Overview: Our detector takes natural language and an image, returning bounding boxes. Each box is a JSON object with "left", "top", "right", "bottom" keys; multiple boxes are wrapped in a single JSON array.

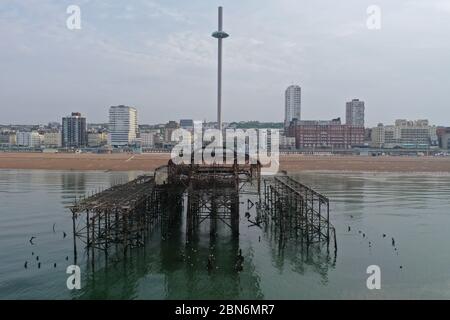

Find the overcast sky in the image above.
[{"left": 1, "top": 0, "right": 449, "bottom": 127}]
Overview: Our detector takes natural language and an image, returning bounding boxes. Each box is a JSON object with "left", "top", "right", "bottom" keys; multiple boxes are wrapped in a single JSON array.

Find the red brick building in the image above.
[{"left": 287, "top": 119, "right": 365, "bottom": 149}]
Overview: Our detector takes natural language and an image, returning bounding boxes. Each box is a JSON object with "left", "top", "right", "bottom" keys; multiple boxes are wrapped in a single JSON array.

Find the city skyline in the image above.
[{"left": 1, "top": 1, "right": 450, "bottom": 126}]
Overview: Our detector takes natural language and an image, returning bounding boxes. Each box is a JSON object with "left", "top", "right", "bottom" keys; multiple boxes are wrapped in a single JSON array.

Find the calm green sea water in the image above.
[{"left": 1, "top": 169, "right": 450, "bottom": 299}]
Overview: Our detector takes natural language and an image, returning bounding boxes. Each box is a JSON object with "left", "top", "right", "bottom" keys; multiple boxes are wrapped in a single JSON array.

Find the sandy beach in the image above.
[{"left": 1, "top": 152, "right": 450, "bottom": 173}]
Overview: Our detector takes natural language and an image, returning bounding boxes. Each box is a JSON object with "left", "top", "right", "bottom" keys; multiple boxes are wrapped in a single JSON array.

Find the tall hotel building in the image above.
[
  {"left": 285, "top": 85, "right": 302, "bottom": 127},
  {"left": 62, "top": 112, "right": 87, "bottom": 148},
  {"left": 346, "top": 99, "right": 365, "bottom": 127},
  {"left": 109, "top": 105, "right": 138, "bottom": 146}
]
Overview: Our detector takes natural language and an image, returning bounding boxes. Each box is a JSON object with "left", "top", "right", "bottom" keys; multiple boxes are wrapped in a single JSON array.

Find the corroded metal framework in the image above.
[
  {"left": 69, "top": 176, "right": 174, "bottom": 263},
  {"left": 69, "top": 160, "right": 336, "bottom": 266},
  {"left": 169, "top": 161, "right": 261, "bottom": 239},
  {"left": 261, "top": 175, "right": 337, "bottom": 251}
]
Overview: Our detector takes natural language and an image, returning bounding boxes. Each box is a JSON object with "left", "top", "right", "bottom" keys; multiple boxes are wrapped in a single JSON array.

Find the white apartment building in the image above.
[
  {"left": 109, "top": 105, "right": 138, "bottom": 146},
  {"left": 285, "top": 85, "right": 301, "bottom": 127},
  {"left": 16, "top": 131, "right": 42, "bottom": 147},
  {"left": 371, "top": 119, "right": 438, "bottom": 148},
  {"left": 140, "top": 130, "right": 160, "bottom": 147}
]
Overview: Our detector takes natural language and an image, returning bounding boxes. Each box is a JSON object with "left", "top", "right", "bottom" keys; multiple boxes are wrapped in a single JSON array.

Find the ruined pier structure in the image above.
[
  {"left": 261, "top": 175, "right": 337, "bottom": 251},
  {"left": 70, "top": 161, "right": 336, "bottom": 260}
]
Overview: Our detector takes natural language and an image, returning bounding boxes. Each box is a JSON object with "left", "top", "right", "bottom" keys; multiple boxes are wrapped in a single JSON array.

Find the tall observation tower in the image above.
[{"left": 212, "top": 6, "right": 229, "bottom": 131}]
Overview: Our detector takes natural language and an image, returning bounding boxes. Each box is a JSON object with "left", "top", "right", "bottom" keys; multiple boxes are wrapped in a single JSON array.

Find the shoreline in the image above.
[{"left": 1, "top": 152, "right": 450, "bottom": 173}]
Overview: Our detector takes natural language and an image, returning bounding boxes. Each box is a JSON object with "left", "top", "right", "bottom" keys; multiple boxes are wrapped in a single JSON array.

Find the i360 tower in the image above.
[{"left": 212, "top": 6, "right": 229, "bottom": 131}]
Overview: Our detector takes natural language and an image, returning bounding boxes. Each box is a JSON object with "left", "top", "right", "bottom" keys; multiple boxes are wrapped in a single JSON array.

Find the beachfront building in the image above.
[
  {"left": 140, "top": 130, "right": 160, "bottom": 148},
  {"left": 62, "top": 112, "right": 87, "bottom": 148},
  {"left": 437, "top": 127, "right": 450, "bottom": 150},
  {"left": 180, "top": 119, "right": 194, "bottom": 130},
  {"left": 109, "top": 105, "right": 138, "bottom": 146},
  {"left": 285, "top": 85, "right": 302, "bottom": 128},
  {"left": 87, "top": 131, "right": 108, "bottom": 147},
  {"left": 280, "top": 134, "right": 296, "bottom": 150},
  {"left": 287, "top": 118, "right": 364, "bottom": 149},
  {"left": 346, "top": 99, "right": 365, "bottom": 127},
  {"left": 43, "top": 132, "right": 62, "bottom": 148},
  {"left": 371, "top": 120, "right": 438, "bottom": 149},
  {"left": 0, "top": 132, "right": 16, "bottom": 146},
  {"left": 163, "top": 121, "right": 180, "bottom": 143},
  {"left": 16, "top": 131, "right": 42, "bottom": 148}
]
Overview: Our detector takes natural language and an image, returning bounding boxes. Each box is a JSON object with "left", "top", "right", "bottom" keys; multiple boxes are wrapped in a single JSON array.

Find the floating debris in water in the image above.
[
  {"left": 24, "top": 261, "right": 28, "bottom": 269},
  {"left": 29, "top": 237, "right": 36, "bottom": 245}
]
